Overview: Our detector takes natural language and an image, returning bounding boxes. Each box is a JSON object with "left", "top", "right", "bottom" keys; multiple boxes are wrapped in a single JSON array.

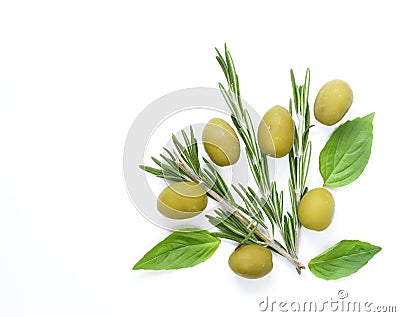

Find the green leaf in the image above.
[
  {"left": 319, "top": 113, "right": 374, "bottom": 187},
  {"left": 133, "top": 230, "right": 220, "bottom": 270},
  {"left": 308, "top": 240, "right": 381, "bottom": 280}
]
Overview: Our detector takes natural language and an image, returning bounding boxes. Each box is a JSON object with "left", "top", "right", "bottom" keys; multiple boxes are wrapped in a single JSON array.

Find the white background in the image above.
[{"left": 1, "top": 1, "right": 399, "bottom": 316}]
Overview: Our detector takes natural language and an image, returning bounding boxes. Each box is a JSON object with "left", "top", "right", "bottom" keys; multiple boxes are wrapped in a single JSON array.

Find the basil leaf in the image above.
[
  {"left": 308, "top": 240, "right": 381, "bottom": 280},
  {"left": 319, "top": 113, "right": 374, "bottom": 187},
  {"left": 133, "top": 229, "right": 220, "bottom": 270}
]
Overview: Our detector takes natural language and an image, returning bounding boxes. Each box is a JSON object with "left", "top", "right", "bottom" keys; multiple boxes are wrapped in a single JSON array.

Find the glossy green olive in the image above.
[
  {"left": 298, "top": 188, "right": 335, "bottom": 231},
  {"left": 257, "top": 105, "right": 294, "bottom": 158},
  {"left": 228, "top": 245, "right": 273, "bottom": 279},
  {"left": 314, "top": 79, "right": 353, "bottom": 126},
  {"left": 202, "top": 118, "right": 240, "bottom": 166},
  {"left": 157, "top": 182, "right": 208, "bottom": 219}
]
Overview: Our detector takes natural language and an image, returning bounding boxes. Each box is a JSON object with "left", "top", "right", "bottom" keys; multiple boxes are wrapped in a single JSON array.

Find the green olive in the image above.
[
  {"left": 157, "top": 182, "right": 208, "bottom": 219},
  {"left": 314, "top": 79, "right": 353, "bottom": 126},
  {"left": 228, "top": 244, "right": 273, "bottom": 279},
  {"left": 257, "top": 105, "right": 294, "bottom": 158},
  {"left": 298, "top": 188, "right": 335, "bottom": 231},
  {"left": 202, "top": 118, "right": 240, "bottom": 166}
]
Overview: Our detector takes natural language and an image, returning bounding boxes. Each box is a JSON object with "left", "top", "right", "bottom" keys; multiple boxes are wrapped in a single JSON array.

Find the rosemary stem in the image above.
[{"left": 293, "top": 108, "right": 307, "bottom": 258}]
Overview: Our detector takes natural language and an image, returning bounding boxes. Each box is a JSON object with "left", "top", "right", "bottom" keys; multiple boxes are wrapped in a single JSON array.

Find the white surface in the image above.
[{"left": 1, "top": 1, "right": 399, "bottom": 316}]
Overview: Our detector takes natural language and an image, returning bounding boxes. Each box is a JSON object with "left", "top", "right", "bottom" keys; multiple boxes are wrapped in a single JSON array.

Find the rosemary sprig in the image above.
[
  {"left": 288, "top": 68, "right": 312, "bottom": 256},
  {"left": 214, "top": 45, "right": 313, "bottom": 272},
  {"left": 140, "top": 128, "right": 305, "bottom": 271},
  {"left": 215, "top": 45, "right": 302, "bottom": 261},
  {"left": 216, "top": 44, "right": 270, "bottom": 197}
]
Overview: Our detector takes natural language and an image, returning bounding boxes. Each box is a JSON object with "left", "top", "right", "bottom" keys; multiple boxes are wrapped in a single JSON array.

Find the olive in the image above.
[
  {"left": 314, "top": 79, "right": 353, "bottom": 126},
  {"left": 257, "top": 105, "right": 294, "bottom": 158},
  {"left": 157, "top": 182, "right": 208, "bottom": 219},
  {"left": 228, "top": 244, "right": 273, "bottom": 279},
  {"left": 202, "top": 118, "right": 240, "bottom": 166},
  {"left": 298, "top": 188, "right": 335, "bottom": 231}
]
